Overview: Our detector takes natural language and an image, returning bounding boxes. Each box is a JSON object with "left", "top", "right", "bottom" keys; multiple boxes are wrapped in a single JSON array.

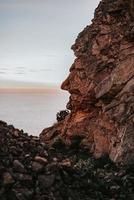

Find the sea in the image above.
[{"left": 0, "top": 89, "right": 69, "bottom": 136}]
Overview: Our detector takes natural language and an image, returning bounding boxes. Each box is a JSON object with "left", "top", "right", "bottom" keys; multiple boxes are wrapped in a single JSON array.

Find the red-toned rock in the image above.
[
  {"left": 40, "top": 0, "right": 134, "bottom": 165},
  {"left": 0, "top": 116, "right": 134, "bottom": 199}
]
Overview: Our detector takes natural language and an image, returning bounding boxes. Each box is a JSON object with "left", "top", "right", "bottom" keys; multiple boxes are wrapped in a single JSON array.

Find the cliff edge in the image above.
[{"left": 40, "top": 0, "right": 134, "bottom": 165}]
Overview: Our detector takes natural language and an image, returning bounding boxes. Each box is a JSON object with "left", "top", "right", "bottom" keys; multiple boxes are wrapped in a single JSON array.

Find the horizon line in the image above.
[{"left": 0, "top": 86, "right": 65, "bottom": 94}]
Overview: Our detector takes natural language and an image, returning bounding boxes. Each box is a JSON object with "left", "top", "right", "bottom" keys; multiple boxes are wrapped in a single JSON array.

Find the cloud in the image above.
[
  {"left": 40, "top": 68, "right": 54, "bottom": 72},
  {"left": 29, "top": 68, "right": 54, "bottom": 73},
  {"left": 0, "top": 67, "right": 8, "bottom": 70},
  {"left": 15, "top": 72, "right": 25, "bottom": 75},
  {"left": 0, "top": 71, "right": 6, "bottom": 74},
  {"left": 0, "top": 0, "right": 100, "bottom": 86}
]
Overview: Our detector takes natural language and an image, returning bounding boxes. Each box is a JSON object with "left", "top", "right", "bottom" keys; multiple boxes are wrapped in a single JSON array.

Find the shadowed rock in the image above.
[
  {"left": 40, "top": 0, "right": 134, "bottom": 165},
  {"left": 0, "top": 121, "right": 134, "bottom": 199}
]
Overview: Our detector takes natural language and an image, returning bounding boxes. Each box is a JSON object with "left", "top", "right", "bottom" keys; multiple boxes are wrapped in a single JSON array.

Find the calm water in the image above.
[{"left": 0, "top": 90, "right": 69, "bottom": 135}]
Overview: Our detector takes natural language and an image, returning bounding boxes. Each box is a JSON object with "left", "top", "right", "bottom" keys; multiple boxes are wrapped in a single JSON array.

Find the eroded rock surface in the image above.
[
  {"left": 40, "top": 0, "right": 134, "bottom": 165},
  {"left": 0, "top": 121, "right": 134, "bottom": 200}
]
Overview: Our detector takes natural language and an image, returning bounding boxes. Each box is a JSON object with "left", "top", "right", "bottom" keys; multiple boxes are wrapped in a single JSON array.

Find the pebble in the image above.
[
  {"left": 60, "top": 159, "right": 71, "bottom": 167},
  {"left": 3, "top": 172, "right": 14, "bottom": 185},
  {"left": 12, "top": 130, "right": 19, "bottom": 137},
  {"left": 34, "top": 156, "right": 48, "bottom": 165},
  {"left": 38, "top": 174, "right": 55, "bottom": 188},
  {"left": 31, "top": 161, "right": 44, "bottom": 172},
  {"left": 13, "top": 160, "right": 26, "bottom": 173}
]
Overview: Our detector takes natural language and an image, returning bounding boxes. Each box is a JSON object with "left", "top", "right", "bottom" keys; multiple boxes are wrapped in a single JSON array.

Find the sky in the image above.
[{"left": 0, "top": 0, "right": 100, "bottom": 88}]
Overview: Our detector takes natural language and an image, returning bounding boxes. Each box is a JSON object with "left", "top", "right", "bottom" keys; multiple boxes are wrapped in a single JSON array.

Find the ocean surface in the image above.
[{"left": 0, "top": 89, "right": 69, "bottom": 136}]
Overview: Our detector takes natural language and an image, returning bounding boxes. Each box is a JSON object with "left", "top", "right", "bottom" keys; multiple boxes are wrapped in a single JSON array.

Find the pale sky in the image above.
[{"left": 0, "top": 0, "right": 100, "bottom": 87}]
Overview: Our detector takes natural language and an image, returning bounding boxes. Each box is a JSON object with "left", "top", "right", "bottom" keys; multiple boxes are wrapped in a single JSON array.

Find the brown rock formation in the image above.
[
  {"left": 40, "top": 0, "right": 134, "bottom": 165},
  {"left": 1, "top": 120, "right": 134, "bottom": 199}
]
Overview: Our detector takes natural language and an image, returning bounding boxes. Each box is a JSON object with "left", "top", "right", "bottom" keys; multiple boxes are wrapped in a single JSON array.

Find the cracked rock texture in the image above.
[
  {"left": 40, "top": 0, "right": 134, "bottom": 165},
  {"left": 1, "top": 121, "right": 134, "bottom": 200}
]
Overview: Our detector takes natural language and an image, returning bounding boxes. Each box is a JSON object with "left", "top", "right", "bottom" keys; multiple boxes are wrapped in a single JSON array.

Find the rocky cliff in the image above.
[
  {"left": 40, "top": 0, "right": 134, "bottom": 165},
  {"left": 1, "top": 121, "right": 134, "bottom": 200}
]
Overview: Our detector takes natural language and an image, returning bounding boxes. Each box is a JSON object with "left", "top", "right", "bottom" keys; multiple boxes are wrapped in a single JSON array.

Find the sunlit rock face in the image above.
[{"left": 40, "top": 0, "right": 134, "bottom": 165}]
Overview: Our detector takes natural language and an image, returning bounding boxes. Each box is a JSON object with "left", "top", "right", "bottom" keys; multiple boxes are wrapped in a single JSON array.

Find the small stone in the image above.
[
  {"left": 14, "top": 173, "right": 33, "bottom": 185},
  {"left": 13, "top": 160, "right": 26, "bottom": 173},
  {"left": 61, "top": 159, "right": 71, "bottom": 167},
  {"left": 3, "top": 172, "right": 14, "bottom": 185},
  {"left": 10, "top": 146, "right": 18, "bottom": 156},
  {"left": 41, "top": 150, "right": 48, "bottom": 157},
  {"left": 12, "top": 130, "right": 19, "bottom": 137},
  {"left": 53, "top": 157, "right": 58, "bottom": 162},
  {"left": 38, "top": 174, "right": 55, "bottom": 189},
  {"left": 56, "top": 110, "right": 69, "bottom": 122},
  {"left": 0, "top": 121, "right": 7, "bottom": 127},
  {"left": 34, "top": 156, "right": 48, "bottom": 165},
  {"left": 12, "top": 188, "right": 33, "bottom": 200},
  {"left": 24, "top": 154, "right": 30, "bottom": 158},
  {"left": 32, "top": 161, "right": 44, "bottom": 172},
  {"left": 110, "top": 185, "right": 120, "bottom": 192},
  {"left": 32, "top": 136, "right": 39, "bottom": 141}
]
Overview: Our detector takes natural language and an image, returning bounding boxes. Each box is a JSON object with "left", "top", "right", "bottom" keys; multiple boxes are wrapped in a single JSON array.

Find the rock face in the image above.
[
  {"left": 40, "top": 0, "right": 134, "bottom": 165},
  {"left": 0, "top": 121, "right": 134, "bottom": 200}
]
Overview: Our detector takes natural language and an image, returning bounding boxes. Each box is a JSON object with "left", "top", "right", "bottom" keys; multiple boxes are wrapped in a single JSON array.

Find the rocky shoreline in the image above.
[{"left": 0, "top": 120, "right": 134, "bottom": 200}]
